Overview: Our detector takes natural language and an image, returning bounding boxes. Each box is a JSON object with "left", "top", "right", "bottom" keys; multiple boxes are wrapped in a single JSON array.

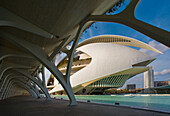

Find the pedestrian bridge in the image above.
[{"left": 0, "top": 0, "right": 169, "bottom": 105}]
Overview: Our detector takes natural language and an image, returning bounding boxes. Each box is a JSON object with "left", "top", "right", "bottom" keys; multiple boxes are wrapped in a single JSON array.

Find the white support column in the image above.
[
  {"left": 14, "top": 69, "right": 51, "bottom": 100},
  {"left": 35, "top": 70, "right": 42, "bottom": 84},
  {"left": 18, "top": 79, "right": 41, "bottom": 98},
  {"left": 31, "top": 82, "right": 41, "bottom": 98},
  {"left": 65, "top": 22, "right": 91, "bottom": 83},
  {"left": 21, "top": 79, "right": 41, "bottom": 98},
  {"left": 0, "top": 31, "right": 76, "bottom": 105},
  {"left": 0, "top": 7, "right": 54, "bottom": 39}
]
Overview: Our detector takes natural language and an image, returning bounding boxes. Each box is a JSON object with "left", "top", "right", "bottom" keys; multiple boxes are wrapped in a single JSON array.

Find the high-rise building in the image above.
[{"left": 144, "top": 66, "right": 154, "bottom": 88}]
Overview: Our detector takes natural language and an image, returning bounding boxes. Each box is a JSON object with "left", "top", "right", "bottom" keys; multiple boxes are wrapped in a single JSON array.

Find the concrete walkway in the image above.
[{"left": 0, "top": 96, "right": 169, "bottom": 116}]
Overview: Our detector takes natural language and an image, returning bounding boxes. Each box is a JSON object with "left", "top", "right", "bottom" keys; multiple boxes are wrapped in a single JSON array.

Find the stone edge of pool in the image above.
[{"left": 52, "top": 96, "right": 170, "bottom": 114}]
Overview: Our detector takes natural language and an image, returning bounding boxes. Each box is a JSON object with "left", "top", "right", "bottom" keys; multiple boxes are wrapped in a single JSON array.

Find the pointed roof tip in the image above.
[
  {"left": 159, "top": 51, "right": 164, "bottom": 54},
  {"left": 151, "top": 48, "right": 163, "bottom": 54}
]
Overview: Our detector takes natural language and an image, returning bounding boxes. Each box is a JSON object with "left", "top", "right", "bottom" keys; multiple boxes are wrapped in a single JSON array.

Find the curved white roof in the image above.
[{"left": 78, "top": 35, "right": 162, "bottom": 54}]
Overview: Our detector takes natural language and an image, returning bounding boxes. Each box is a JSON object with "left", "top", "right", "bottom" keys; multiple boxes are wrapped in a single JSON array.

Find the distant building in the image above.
[
  {"left": 144, "top": 66, "right": 154, "bottom": 88},
  {"left": 154, "top": 81, "right": 170, "bottom": 87},
  {"left": 127, "top": 84, "right": 136, "bottom": 90}
]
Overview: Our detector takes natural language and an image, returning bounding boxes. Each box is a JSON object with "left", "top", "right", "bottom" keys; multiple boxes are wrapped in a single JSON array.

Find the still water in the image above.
[{"left": 52, "top": 95, "right": 170, "bottom": 112}]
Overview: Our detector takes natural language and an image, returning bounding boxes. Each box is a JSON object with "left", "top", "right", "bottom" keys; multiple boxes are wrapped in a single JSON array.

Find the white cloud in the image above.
[
  {"left": 139, "top": 40, "right": 169, "bottom": 56},
  {"left": 154, "top": 69, "right": 170, "bottom": 76}
]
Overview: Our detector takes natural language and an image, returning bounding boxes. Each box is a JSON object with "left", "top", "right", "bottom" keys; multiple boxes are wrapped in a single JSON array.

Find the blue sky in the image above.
[{"left": 79, "top": 0, "right": 170, "bottom": 88}]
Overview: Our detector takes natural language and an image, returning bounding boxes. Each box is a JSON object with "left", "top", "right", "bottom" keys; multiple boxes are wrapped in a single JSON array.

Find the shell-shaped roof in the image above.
[{"left": 78, "top": 35, "right": 162, "bottom": 54}]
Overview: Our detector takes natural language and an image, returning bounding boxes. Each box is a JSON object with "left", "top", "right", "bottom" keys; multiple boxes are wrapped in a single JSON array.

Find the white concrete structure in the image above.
[
  {"left": 0, "top": 0, "right": 169, "bottom": 105},
  {"left": 49, "top": 35, "right": 161, "bottom": 94}
]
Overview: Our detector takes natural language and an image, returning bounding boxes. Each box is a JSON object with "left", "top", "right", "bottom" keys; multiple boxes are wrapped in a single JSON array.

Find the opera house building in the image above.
[{"left": 48, "top": 35, "right": 162, "bottom": 94}]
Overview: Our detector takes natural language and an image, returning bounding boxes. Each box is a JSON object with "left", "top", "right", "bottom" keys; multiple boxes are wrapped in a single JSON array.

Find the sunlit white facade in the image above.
[{"left": 49, "top": 35, "right": 161, "bottom": 94}]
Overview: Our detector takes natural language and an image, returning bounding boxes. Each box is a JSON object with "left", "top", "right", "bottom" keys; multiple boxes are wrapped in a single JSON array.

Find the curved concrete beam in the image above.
[
  {"left": 0, "top": 31, "right": 76, "bottom": 105},
  {"left": 11, "top": 78, "right": 40, "bottom": 98},
  {"left": 4, "top": 82, "right": 34, "bottom": 99},
  {"left": 0, "top": 45, "right": 34, "bottom": 61},
  {"left": 0, "top": 61, "right": 31, "bottom": 80},
  {"left": 2, "top": 80, "right": 26, "bottom": 99},
  {"left": 0, "top": 71, "right": 14, "bottom": 91},
  {"left": 3, "top": 80, "right": 37, "bottom": 99},
  {"left": 1, "top": 74, "right": 41, "bottom": 99},
  {"left": 0, "top": 71, "right": 45, "bottom": 99},
  {"left": 84, "top": 0, "right": 170, "bottom": 47},
  {"left": 0, "top": 74, "right": 31, "bottom": 99},
  {"left": 0, "top": 7, "right": 54, "bottom": 39},
  {"left": 14, "top": 69, "right": 51, "bottom": 100},
  {"left": 41, "top": 66, "right": 46, "bottom": 87},
  {"left": 12, "top": 82, "right": 36, "bottom": 97},
  {"left": 4, "top": 81, "right": 34, "bottom": 99}
]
